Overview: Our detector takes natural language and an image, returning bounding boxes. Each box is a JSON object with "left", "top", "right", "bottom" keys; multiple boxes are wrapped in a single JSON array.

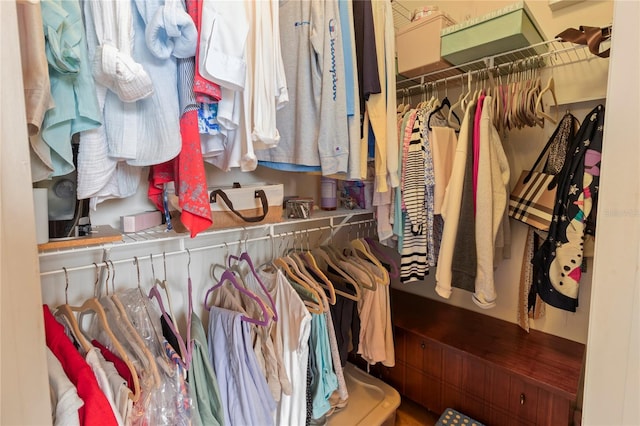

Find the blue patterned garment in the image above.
[{"left": 198, "top": 102, "right": 220, "bottom": 135}]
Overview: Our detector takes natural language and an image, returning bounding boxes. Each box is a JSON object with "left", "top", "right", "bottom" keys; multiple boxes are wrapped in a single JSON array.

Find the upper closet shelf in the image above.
[
  {"left": 396, "top": 24, "right": 612, "bottom": 93},
  {"left": 38, "top": 208, "right": 374, "bottom": 276}
]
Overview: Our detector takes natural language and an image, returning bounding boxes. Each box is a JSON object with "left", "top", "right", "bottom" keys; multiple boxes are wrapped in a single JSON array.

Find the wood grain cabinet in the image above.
[{"left": 385, "top": 290, "right": 585, "bottom": 426}]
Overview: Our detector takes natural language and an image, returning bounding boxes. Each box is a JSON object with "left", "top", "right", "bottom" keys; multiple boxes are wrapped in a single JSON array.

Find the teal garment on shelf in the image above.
[{"left": 40, "top": 0, "right": 102, "bottom": 176}]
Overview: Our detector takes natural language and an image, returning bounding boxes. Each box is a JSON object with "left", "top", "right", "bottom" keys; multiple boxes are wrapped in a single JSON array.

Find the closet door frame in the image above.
[
  {"left": 0, "top": 1, "right": 52, "bottom": 424},
  {"left": 582, "top": 1, "right": 640, "bottom": 424}
]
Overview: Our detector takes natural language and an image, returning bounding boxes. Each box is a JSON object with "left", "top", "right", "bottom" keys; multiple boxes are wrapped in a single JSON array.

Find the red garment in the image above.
[
  {"left": 149, "top": 110, "right": 212, "bottom": 237},
  {"left": 188, "top": 0, "right": 221, "bottom": 103},
  {"left": 42, "top": 305, "right": 118, "bottom": 426},
  {"left": 92, "top": 339, "right": 135, "bottom": 392}
]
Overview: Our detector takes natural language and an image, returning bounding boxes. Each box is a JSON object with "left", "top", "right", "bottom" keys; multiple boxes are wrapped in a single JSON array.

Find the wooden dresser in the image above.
[{"left": 378, "top": 289, "right": 585, "bottom": 425}]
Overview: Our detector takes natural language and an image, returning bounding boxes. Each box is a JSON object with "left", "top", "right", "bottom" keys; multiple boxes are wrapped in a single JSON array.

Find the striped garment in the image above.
[{"left": 400, "top": 110, "right": 428, "bottom": 282}]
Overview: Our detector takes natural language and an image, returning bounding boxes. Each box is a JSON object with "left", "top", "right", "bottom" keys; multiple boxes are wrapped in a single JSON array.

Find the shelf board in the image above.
[
  {"left": 38, "top": 208, "right": 374, "bottom": 261},
  {"left": 37, "top": 225, "right": 123, "bottom": 251}
]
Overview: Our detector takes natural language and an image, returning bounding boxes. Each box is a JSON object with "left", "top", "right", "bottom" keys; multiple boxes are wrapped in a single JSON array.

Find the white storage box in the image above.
[
  {"left": 328, "top": 363, "right": 401, "bottom": 426},
  {"left": 396, "top": 11, "right": 457, "bottom": 78},
  {"left": 168, "top": 182, "right": 283, "bottom": 233},
  {"left": 207, "top": 182, "right": 283, "bottom": 229}
]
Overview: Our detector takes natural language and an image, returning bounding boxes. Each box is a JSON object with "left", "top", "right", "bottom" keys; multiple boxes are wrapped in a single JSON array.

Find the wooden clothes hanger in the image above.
[
  {"left": 312, "top": 247, "right": 361, "bottom": 302},
  {"left": 154, "top": 253, "right": 177, "bottom": 327},
  {"left": 319, "top": 226, "right": 377, "bottom": 290},
  {"left": 300, "top": 251, "right": 336, "bottom": 305},
  {"left": 364, "top": 237, "right": 399, "bottom": 279},
  {"left": 108, "top": 294, "right": 161, "bottom": 389},
  {"left": 280, "top": 247, "right": 327, "bottom": 305},
  {"left": 350, "top": 238, "right": 390, "bottom": 286},
  {"left": 274, "top": 256, "right": 324, "bottom": 314},
  {"left": 327, "top": 244, "right": 377, "bottom": 291},
  {"left": 536, "top": 75, "right": 559, "bottom": 126},
  {"left": 428, "top": 96, "right": 460, "bottom": 131},
  {"left": 263, "top": 232, "right": 324, "bottom": 313},
  {"left": 288, "top": 251, "right": 331, "bottom": 305},
  {"left": 397, "top": 89, "right": 408, "bottom": 113},
  {"left": 450, "top": 73, "right": 468, "bottom": 123},
  {"left": 56, "top": 267, "right": 141, "bottom": 402},
  {"left": 100, "top": 260, "right": 161, "bottom": 391},
  {"left": 94, "top": 260, "right": 161, "bottom": 394},
  {"left": 147, "top": 251, "right": 193, "bottom": 370}
]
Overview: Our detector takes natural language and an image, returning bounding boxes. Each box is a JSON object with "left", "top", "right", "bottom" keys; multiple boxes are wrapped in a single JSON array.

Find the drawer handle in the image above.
[
  {"left": 420, "top": 342, "right": 425, "bottom": 349},
  {"left": 520, "top": 393, "right": 526, "bottom": 405}
]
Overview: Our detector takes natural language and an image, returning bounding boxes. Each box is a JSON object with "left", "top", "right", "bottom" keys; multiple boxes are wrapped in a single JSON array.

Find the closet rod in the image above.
[
  {"left": 39, "top": 218, "right": 376, "bottom": 277},
  {"left": 396, "top": 24, "right": 612, "bottom": 94}
]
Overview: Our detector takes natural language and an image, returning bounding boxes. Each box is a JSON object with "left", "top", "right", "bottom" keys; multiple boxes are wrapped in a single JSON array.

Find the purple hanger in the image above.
[
  {"left": 364, "top": 237, "right": 399, "bottom": 279},
  {"left": 148, "top": 285, "right": 191, "bottom": 369},
  {"left": 228, "top": 252, "right": 278, "bottom": 322},
  {"left": 203, "top": 268, "right": 270, "bottom": 327}
]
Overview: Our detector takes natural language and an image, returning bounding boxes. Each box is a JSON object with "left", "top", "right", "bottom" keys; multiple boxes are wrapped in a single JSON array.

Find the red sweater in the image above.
[{"left": 43, "top": 305, "right": 118, "bottom": 426}]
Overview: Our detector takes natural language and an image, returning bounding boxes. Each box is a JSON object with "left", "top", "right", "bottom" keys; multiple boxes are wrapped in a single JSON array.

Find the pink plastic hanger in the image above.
[
  {"left": 228, "top": 251, "right": 278, "bottom": 322},
  {"left": 204, "top": 268, "right": 270, "bottom": 327},
  {"left": 149, "top": 285, "right": 190, "bottom": 369}
]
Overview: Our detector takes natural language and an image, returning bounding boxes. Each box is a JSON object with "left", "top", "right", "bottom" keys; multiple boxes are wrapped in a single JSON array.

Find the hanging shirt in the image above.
[
  {"left": 370, "top": 0, "right": 399, "bottom": 190},
  {"left": 352, "top": 0, "right": 380, "bottom": 122},
  {"left": 78, "top": 0, "right": 198, "bottom": 207},
  {"left": 43, "top": 305, "right": 119, "bottom": 426},
  {"left": 18, "top": 0, "right": 54, "bottom": 137},
  {"left": 260, "top": 269, "right": 312, "bottom": 426},
  {"left": 207, "top": 306, "right": 276, "bottom": 426},
  {"left": 324, "top": 308, "right": 349, "bottom": 404},
  {"left": 85, "top": 348, "right": 125, "bottom": 426},
  {"left": 473, "top": 97, "right": 510, "bottom": 309},
  {"left": 188, "top": 312, "right": 224, "bottom": 426},
  {"left": 187, "top": 0, "right": 221, "bottom": 103},
  {"left": 423, "top": 113, "right": 437, "bottom": 267},
  {"left": 46, "top": 347, "right": 83, "bottom": 426},
  {"left": 91, "top": 340, "right": 135, "bottom": 396},
  {"left": 436, "top": 101, "right": 477, "bottom": 299},
  {"left": 40, "top": 0, "right": 102, "bottom": 177},
  {"left": 309, "top": 313, "right": 338, "bottom": 420},
  {"left": 339, "top": 0, "right": 363, "bottom": 180},
  {"left": 257, "top": 0, "right": 349, "bottom": 176},
  {"left": 357, "top": 279, "right": 395, "bottom": 367},
  {"left": 17, "top": 0, "right": 56, "bottom": 182},
  {"left": 88, "top": 344, "right": 135, "bottom": 424},
  {"left": 430, "top": 126, "right": 458, "bottom": 214},
  {"left": 400, "top": 110, "right": 428, "bottom": 283}
]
